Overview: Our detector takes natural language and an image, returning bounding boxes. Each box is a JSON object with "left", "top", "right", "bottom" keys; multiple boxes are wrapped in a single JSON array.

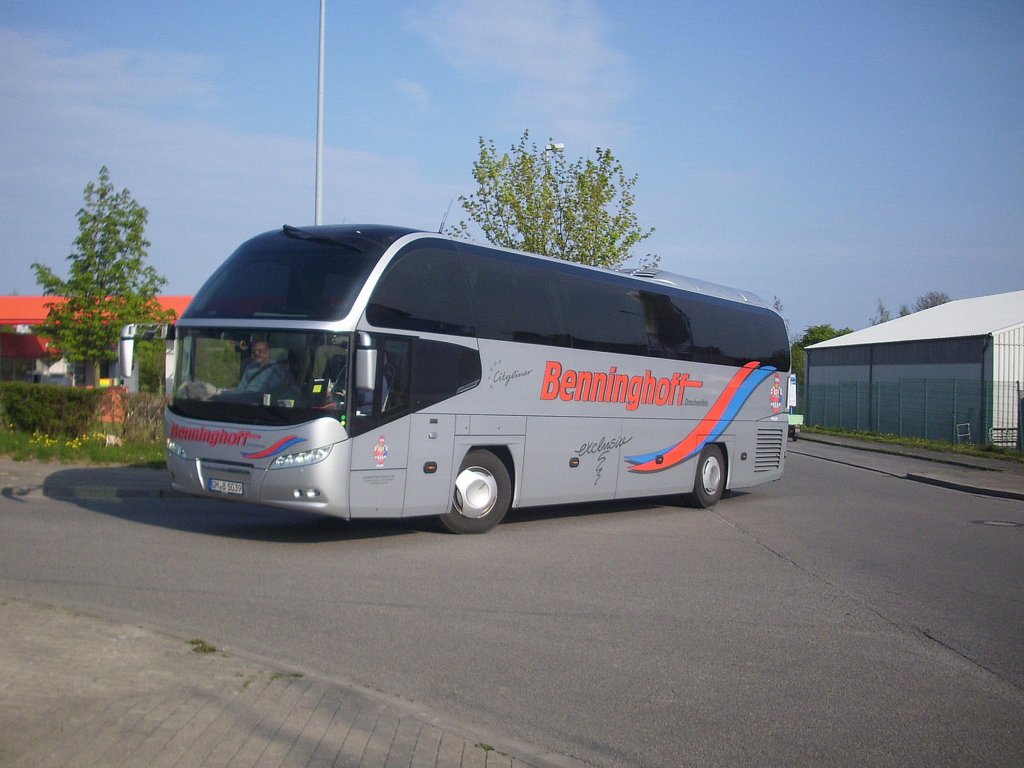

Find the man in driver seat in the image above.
[
  {"left": 235, "top": 339, "right": 288, "bottom": 394},
  {"left": 188, "top": 339, "right": 288, "bottom": 401}
]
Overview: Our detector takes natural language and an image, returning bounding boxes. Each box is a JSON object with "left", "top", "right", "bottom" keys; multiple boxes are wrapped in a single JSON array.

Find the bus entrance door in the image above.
[
  {"left": 404, "top": 413, "right": 457, "bottom": 517},
  {"left": 348, "top": 421, "right": 410, "bottom": 518}
]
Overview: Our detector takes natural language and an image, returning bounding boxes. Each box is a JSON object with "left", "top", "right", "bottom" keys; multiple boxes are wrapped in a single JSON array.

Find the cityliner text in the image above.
[{"left": 540, "top": 361, "right": 703, "bottom": 411}]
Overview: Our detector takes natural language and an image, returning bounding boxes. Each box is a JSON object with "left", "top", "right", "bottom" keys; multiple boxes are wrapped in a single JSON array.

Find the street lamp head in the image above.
[{"left": 545, "top": 143, "right": 565, "bottom": 152}]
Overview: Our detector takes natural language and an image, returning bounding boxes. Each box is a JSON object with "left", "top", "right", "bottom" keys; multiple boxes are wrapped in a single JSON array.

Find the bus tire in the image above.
[
  {"left": 688, "top": 444, "right": 725, "bottom": 508},
  {"left": 439, "top": 449, "right": 511, "bottom": 534}
]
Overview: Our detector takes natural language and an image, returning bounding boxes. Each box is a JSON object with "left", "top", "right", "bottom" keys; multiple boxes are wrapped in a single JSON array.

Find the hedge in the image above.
[{"left": 0, "top": 382, "right": 166, "bottom": 442}]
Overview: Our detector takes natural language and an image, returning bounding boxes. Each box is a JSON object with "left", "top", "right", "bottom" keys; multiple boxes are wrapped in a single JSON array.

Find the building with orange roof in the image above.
[
  {"left": 0, "top": 296, "right": 192, "bottom": 326},
  {"left": 0, "top": 296, "right": 191, "bottom": 384}
]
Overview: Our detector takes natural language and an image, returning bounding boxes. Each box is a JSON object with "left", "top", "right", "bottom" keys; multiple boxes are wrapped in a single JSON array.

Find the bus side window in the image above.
[
  {"left": 312, "top": 342, "right": 347, "bottom": 407},
  {"left": 462, "top": 249, "right": 569, "bottom": 347},
  {"left": 641, "top": 291, "right": 693, "bottom": 360},
  {"left": 411, "top": 340, "right": 481, "bottom": 410},
  {"left": 562, "top": 275, "right": 647, "bottom": 355},
  {"left": 350, "top": 336, "right": 410, "bottom": 432},
  {"left": 379, "top": 338, "right": 411, "bottom": 417},
  {"left": 366, "top": 246, "right": 474, "bottom": 336}
]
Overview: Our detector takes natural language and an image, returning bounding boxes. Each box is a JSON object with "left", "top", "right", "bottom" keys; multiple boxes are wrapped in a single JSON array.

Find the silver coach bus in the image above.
[{"left": 165, "top": 225, "right": 791, "bottom": 533}]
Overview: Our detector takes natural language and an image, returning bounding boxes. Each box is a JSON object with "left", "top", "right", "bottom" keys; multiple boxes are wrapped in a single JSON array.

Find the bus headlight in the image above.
[{"left": 270, "top": 444, "right": 333, "bottom": 469}]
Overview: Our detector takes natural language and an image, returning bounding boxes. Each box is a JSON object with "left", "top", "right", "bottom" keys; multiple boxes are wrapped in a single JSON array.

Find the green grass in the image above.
[
  {"left": 1, "top": 422, "right": 1018, "bottom": 468},
  {"left": 188, "top": 638, "right": 218, "bottom": 654},
  {"left": 0, "top": 428, "right": 164, "bottom": 467},
  {"left": 805, "top": 425, "right": 1024, "bottom": 465}
]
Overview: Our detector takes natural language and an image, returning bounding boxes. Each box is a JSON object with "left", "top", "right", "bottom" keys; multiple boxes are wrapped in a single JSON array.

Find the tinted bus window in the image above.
[
  {"left": 366, "top": 245, "right": 475, "bottom": 336},
  {"left": 363, "top": 236, "right": 788, "bottom": 370},
  {"left": 641, "top": 291, "right": 693, "bottom": 359},
  {"left": 463, "top": 248, "right": 569, "bottom": 346},
  {"left": 685, "top": 296, "right": 790, "bottom": 370},
  {"left": 411, "top": 340, "right": 481, "bottom": 410},
  {"left": 562, "top": 274, "right": 647, "bottom": 355}
]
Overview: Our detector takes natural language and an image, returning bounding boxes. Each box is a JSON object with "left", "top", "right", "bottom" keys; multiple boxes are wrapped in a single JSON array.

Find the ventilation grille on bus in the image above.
[{"left": 754, "top": 428, "right": 785, "bottom": 472}]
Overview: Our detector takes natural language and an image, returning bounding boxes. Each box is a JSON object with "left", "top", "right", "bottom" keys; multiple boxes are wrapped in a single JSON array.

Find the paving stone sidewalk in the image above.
[{"left": 0, "top": 598, "right": 586, "bottom": 768}]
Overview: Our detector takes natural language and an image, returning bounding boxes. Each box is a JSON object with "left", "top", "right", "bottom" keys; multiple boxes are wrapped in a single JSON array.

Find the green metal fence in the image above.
[{"left": 806, "top": 378, "right": 1021, "bottom": 448}]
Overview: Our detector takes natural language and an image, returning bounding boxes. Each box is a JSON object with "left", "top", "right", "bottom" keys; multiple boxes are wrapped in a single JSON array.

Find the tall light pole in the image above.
[
  {"left": 542, "top": 143, "right": 564, "bottom": 251},
  {"left": 314, "top": 0, "right": 326, "bottom": 225}
]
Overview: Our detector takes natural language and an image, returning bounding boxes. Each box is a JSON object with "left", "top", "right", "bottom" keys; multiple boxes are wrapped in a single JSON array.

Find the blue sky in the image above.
[{"left": 1, "top": 0, "right": 1021, "bottom": 338}]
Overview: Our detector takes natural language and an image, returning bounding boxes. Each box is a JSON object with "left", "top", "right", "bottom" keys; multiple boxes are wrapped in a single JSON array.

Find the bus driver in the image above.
[
  {"left": 233, "top": 340, "right": 288, "bottom": 394},
  {"left": 182, "top": 339, "right": 289, "bottom": 401}
]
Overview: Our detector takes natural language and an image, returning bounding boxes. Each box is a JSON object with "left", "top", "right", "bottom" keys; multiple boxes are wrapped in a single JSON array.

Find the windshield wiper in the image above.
[{"left": 282, "top": 224, "right": 364, "bottom": 253}]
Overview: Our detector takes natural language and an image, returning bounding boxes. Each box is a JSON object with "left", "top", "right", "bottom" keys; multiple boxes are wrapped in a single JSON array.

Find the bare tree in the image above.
[
  {"left": 870, "top": 299, "right": 892, "bottom": 326},
  {"left": 913, "top": 291, "right": 951, "bottom": 312}
]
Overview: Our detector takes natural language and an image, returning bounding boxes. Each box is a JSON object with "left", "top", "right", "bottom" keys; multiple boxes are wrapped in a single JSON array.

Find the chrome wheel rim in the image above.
[
  {"left": 454, "top": 466, "right": 498, "bottom": 519},
  {"left": 700, "top": 456, "right": 722, "bottom": 496}
]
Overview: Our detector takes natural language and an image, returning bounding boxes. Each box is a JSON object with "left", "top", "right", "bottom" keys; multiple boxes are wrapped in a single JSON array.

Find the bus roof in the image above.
[
  {"left": 193, "top": 224, "right": 774, "bottom": 321},
  {"left": 618, "top": 268, "right": 770, "bottom": 310}
]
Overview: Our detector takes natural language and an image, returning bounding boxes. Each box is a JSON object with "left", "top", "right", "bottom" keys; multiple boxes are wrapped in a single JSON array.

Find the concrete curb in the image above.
[
  {"left": 796, "top": 433, "right": 1024, "bottom": 502},
  {"left": 904, "top": 473, "right": 1024, "bottom": 502}
]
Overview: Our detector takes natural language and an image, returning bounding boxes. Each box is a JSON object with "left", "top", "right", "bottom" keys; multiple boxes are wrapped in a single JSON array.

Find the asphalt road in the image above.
[{"left": 1, "top": 443, "right": 1022, "bottom": 767}]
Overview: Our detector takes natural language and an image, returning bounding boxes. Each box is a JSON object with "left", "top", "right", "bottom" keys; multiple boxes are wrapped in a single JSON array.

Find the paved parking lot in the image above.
[{"left": 2, "top": 437, "right": 1022, "bottom": 767}]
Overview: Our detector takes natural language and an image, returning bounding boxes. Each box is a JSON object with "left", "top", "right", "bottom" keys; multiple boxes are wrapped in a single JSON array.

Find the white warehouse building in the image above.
[{"left": 805, "top": 290, "right": 1024, "bottom": 447}]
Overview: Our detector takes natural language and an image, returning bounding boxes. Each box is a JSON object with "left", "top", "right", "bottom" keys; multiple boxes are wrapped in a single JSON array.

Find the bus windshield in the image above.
[
  {"left": 170, "top": 328, "right": 350, "bottom": 427},
  {"left": 183, "top": 225, "right": 415, "bottom": 321}
]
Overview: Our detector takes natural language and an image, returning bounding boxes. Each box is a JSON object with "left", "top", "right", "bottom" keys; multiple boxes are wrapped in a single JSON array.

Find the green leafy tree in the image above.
[
  {"left": 450, "top": 130, "right": 657, "bottom": 269},
  {"left": 137, "top": 337, "right": 168, "bottom": 393},
  {"left": 32, "top": 167, "right": 173, "bottom": 385}
]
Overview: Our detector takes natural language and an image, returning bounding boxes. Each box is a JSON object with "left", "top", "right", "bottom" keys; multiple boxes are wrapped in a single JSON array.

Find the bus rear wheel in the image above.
[
  {"left": 688, "top": 444, "right": 725, "bottom": 508},
  {"left": 439, "top": 449, "right": 511, "bottom": 534}
]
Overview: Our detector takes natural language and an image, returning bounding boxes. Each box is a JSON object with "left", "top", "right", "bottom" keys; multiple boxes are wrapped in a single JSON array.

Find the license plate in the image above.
[{"left": 208, "top": 478, "right": 244, "bottom": 495}]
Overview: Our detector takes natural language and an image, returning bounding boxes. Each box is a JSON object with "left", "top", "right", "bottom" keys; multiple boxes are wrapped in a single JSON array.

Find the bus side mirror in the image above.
[
  {"left": 119, "top": 324, "right": 137, "bottom": 378},
  {"left": 355, "top": 348, "right": 377, "bottom": 391}
]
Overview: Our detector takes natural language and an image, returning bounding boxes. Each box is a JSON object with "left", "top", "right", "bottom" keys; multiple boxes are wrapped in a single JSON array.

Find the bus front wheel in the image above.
[
  {"left": 439, "top": 449, "right": 511, "bottom": 534},
  {"left": 688, "top": 444, "right": 725, "bottom": 508}
]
